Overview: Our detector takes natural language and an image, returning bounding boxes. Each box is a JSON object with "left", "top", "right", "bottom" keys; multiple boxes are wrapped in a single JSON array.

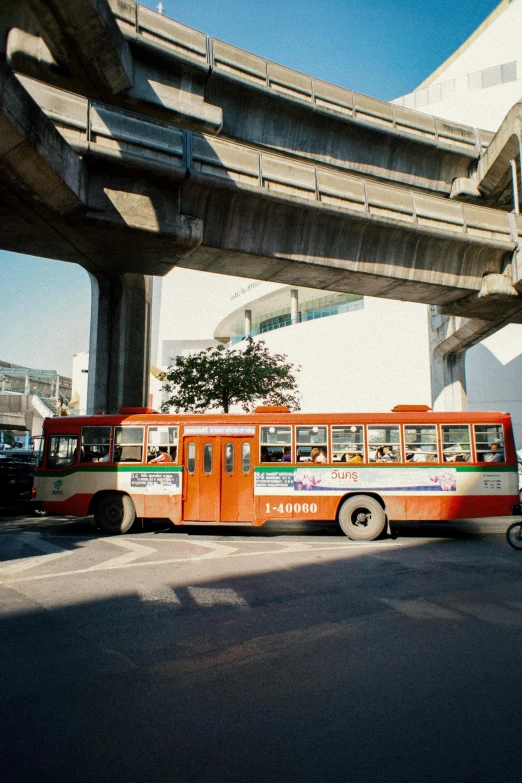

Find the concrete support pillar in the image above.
[
  {"left": 291, "top": 289, "right": 299, "bottom": 325},
  {"left": 428, "top": 306, "right": 505, "bottom": 412},
  {"left": 244, "top": 309, "right": 252, "bottom": 338},
  {"left": 431, "top": 343, "right": 467, "bottom": 411},
  {"left": 55, "top": 373, "right": 60, "bottom": 398},
  {"left": 87, "top": 271, "right": 153, "bottom": 414},
  {"left": 24, "top": 370, "right": 30, "bottom": 395}
]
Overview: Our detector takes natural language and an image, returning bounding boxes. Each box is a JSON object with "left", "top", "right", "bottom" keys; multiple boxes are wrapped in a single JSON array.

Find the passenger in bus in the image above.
[
  {"left": 444, "top": 445, "right": 470, "bottom": 463},
  {"left": 407, "top": 447, "right": 430, "bottom": 463},
  {"left": 375, "top": 446, "right": 395, "bottom": 462},
  {"left": 311, "top": 447, "right": 327, "bottom": 463},
  {"left": 282, "top": 447, "right": 292, "bottom": 462},
  {"left": 98, "top": 447, "right": 111, "bottom": 463},
  {"left": 483, "top": 442, "right": 504, "bottom": 462},
  {"left": 341, "top": 452, "right": 363, "bottom": 463},
  {"left": 149, "top": 447, "right": 172, "bottom": 463},
  {"left": 261, "top": 447, "right": 272, "bottom": 463}
]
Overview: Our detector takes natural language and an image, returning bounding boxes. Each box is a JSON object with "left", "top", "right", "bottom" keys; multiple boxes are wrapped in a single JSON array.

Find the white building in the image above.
[{"left": 152, "top": 0, "right": 522, "bottom": 443}]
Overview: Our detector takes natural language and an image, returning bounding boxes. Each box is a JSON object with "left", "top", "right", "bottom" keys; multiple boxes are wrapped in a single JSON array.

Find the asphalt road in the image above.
[{"left": 1, "top": 512, "right": 522, "bottom": 782}]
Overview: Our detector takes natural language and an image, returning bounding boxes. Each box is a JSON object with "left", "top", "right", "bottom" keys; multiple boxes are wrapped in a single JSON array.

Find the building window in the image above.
[{"left": 469, "top": 61, "right": 517, "bottom": 91}]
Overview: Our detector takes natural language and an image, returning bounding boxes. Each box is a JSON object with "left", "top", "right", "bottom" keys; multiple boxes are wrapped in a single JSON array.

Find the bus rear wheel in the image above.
[
  {"left": 94, "top": 493, "right": 136, "bottom": 534},
  {"left": 339, "top": 495, "right": 386, "bottom": 541}
]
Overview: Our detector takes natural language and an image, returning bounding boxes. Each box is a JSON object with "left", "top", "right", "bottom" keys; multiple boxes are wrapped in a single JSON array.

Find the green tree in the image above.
[{"left": 161, "top": 338, "right": 300, "bottom": 413}]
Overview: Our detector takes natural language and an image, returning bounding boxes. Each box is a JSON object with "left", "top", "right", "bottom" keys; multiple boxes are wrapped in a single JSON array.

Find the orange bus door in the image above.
[
  {"left": 221, "top": 439, "right": 255, "bottom": 523},
  {"left": 183, "top": 437, "right": 221, "bottom": 522}
]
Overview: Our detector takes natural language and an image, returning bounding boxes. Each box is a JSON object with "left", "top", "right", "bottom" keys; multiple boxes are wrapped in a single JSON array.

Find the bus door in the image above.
[
  {"left": 221, "top": 439, "right": 255, "bottom": 523},
  {"left": 182, "top": 437, "right": 255, "bottom": 523},
  {"left": 183, "top": 437, "right": 221, "bottom": 522}
]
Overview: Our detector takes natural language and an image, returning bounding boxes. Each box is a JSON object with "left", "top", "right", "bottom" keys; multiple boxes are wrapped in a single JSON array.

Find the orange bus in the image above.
[{"left": 32, "top": 405, "right": 521, "bottom": 539}]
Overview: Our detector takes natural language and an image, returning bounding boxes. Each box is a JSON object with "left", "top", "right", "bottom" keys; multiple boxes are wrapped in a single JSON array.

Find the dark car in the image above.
[{"left": 0, "top": 449, "right": 38, "bottom": 503}]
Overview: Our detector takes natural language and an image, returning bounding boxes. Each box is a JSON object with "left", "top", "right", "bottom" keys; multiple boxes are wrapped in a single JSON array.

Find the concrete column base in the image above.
[{"left": 87, "top": 271, "right": 153, "bottom": 414}]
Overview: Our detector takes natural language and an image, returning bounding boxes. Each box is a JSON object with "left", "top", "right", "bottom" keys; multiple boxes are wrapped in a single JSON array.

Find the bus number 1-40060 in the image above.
[{"left": 266, "top": 502, "right": 318, "bottom": 514}]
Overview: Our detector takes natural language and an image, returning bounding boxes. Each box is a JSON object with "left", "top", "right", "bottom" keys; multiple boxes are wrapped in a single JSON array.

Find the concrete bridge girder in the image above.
[
  {"left": 11, "top": 75, "right": 522, "bottom": 313},
  {"left": 4, "top": 0, "right": 493, "bottom": 196}
]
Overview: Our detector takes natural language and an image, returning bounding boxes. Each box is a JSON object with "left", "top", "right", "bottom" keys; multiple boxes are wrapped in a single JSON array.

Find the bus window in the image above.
[
  {"left": 474, "top": 424, "right": 505, "bottom": 462},
  {"left": 296, "top": 426, "right": 327, "bottom": 462},
  {"left": 260, "top": 425, "right": 291, "bottom": 462},
  {"left": 147, "top": 426, "right": 178, "bottom": 463},
  {"left": 47, "top": 435, "right": 78, "bottom": 469},
  {"left": 332, "top": 425, "right": 364, "bottom": 462},
  {"left": 404, "top": 425, "right": 438, "bottom": 463},
  {"left": 203, "top": 443, "right": 212, "bottom": 473},
  {"left": 225, "top": 442, "right": 234, "bottom": 473},
  {"left": 114, "top": 426, "right": 144, "bottom": 463},
  {"left": 242, "top": 443, "right": 251, "bottom": 473},
  {"left": 188, "top": 442, "right": 196, "bottom": 473},
  {"left": 441, "top": 425, "right": 471, "bottom": 462},
  {"left": 80, "top": 426, "right": 111, "bottom": 463},
  {"left": 368, "top": 426, "right": 401, "bottom": 462}
]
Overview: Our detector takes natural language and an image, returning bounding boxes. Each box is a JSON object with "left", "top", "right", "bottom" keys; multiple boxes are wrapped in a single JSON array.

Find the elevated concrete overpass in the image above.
[{"left": 1, "top": 0, "right": 522, "bottom": 411}]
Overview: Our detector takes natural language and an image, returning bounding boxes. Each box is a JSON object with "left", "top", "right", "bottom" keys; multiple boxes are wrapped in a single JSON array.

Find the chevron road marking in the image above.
[
  {"left": 0, "top": 534, "right": 75, "bottom": 577},
  {"left": 88, "top": 537, "right": 157, "bottom": 570},
  {"left": 0, "top": 537, "right": 402, "bottom": 584}
]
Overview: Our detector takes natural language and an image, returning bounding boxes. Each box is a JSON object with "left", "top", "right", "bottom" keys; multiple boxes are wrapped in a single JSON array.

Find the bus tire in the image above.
[
  {"left": 338, "top": 495, "right": 386, "bottom": 541},
  {"left": 94, "top": 493, "right": 136, "bottom": 535}
]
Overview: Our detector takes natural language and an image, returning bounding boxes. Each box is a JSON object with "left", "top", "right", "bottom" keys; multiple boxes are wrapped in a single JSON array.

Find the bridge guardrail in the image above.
[
  {"left": 22, "top": 76, "right": 516, "bottom": 250},
  {"left": 109, "top": 1, "right": 492, "bottom": 157}
]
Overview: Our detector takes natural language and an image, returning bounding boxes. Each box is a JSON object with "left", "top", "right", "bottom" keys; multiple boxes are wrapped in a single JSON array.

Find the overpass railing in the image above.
[
  {"left": 24, "top": 76, "right": 516, "bottom": 251},
  {"left": 110, "top": 1, "right": 492, "bottom": 157}
]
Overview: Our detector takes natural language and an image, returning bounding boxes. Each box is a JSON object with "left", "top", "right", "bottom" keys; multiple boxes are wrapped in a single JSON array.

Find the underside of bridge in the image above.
[{"left": 1, "top": 0, "right": 522, "bottom": 411}]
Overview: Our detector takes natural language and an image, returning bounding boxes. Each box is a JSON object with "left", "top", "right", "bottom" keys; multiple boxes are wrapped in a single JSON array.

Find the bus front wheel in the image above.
[
  {"left": 339, "top": 495, "right": 386, "bottom": 541},
  {"left": 94, "top": 493, "right": 136, "bottom": 534}
]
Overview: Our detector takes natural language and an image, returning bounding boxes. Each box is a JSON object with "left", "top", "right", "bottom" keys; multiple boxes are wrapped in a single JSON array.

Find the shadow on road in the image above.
[{"left": 1, "top": 515, "right": 522, "bottom": 781}]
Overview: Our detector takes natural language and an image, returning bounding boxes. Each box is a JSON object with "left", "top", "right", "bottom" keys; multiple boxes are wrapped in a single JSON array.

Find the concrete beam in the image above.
[
  {"left": 25, "top": 0, "right": 133, "bottom": 97},
  {"left": 87, "top": 271, "right": 152, "bottom": 413},
  {"left": 4, "top": 0, "right": 490, "bottom": 192},
  {"left": 0, "top": 57, "right": 84, "bottom": 215},
  {"left": 474, "top": 101, "right": 522, "bottom": 208}
]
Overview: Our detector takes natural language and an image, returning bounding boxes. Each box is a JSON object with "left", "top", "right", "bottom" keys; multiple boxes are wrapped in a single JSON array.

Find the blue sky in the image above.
[{"left": 0, "top": 0, "right": 502, "bottom": 375}]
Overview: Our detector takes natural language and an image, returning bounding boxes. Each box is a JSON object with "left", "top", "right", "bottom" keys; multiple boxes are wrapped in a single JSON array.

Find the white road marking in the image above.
[
  {"left": 89, "top": 537, "right": 157, "bottom": 570},
  {"left": 180, "top": 540, "right": 239, "bottom": 558},
  {"left": 0, "top": 534, "right": 75, "bottom": 577},
  {"left": 382, "top": 597, "right": 462, "bottom": 620},
  {"left": 0, "top": 538, "right": 402, "bottom": 584},
  {"left": 449, "top": 602, "right": 522, "bottom": 627}
]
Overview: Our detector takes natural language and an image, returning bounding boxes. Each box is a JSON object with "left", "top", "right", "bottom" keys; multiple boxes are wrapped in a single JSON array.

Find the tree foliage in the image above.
[{"left": 160, "top": 338, "right": 300, "bottom": 413}]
